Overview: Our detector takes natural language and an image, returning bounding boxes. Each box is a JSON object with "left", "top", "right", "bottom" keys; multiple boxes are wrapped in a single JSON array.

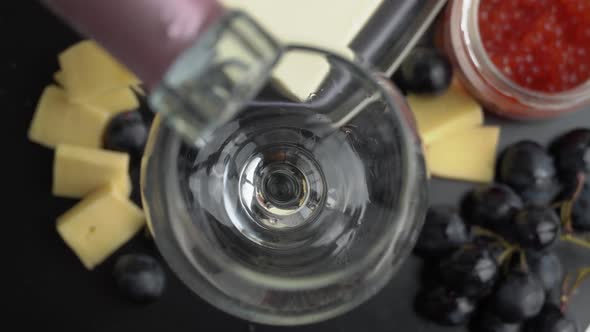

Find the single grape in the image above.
[
  {"left": 103, "top": 110, "right": 148, "bottom": 161},
  {"left": 491, "top": 272, "right": 546, "bottom": 323},
  {"left": 414, "top": 206, "right": 470, "bottom": 258},
  {"left": 393, "top": 47, "right": 453, "bottom": 95},
  {"left": 524, "top": 303, "right": 578, "bottom": 332},
  {"left": 550, "top": 128, "right": 590, "bottom": 176},
  {"left": 498, "top": 141, "right": 558, "bottom": 205},
  {"left": 470, "top": 309, "right": 522, "bottom": 332},
  {"left": 438, "top": 247, "right": 499, "bottom": 298},
  {"left": 113, "top": 254, "right": 166, "bottom": 303},
  {"left": 461, "top": 184, "right": 523, "bottom": 234},
  {"left": 415, "top": 286, "right": 476, "bottom": 326},
  {"left": 527, "top": 251, "right": 564, "bottom": 292},
  {"left": 513, "top": 206, "right": 560, "bottom": 251}
]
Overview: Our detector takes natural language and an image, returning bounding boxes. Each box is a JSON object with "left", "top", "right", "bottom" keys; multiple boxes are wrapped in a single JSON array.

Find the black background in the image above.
[{"left": 3, "top": 2, "right": 589, "bottom": 332}]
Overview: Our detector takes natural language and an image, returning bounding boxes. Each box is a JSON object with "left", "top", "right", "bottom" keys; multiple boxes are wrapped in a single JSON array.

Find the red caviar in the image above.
[{"left": 479, "top": 0, "right": 590, "bottom": 93}]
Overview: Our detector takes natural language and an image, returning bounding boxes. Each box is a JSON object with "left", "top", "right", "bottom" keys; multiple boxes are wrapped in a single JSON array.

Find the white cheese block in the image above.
[{"left": 221, "top": 0, "right": 382, "bottom": 100}]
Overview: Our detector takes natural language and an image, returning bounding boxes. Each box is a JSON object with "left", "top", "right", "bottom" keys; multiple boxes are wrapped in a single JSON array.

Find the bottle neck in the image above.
[
  {"left": 148, "top": 11, "right": 283, "bottom": 146},
  {"left": 44, "top": 0, "right": 225, "bottom": 90}
]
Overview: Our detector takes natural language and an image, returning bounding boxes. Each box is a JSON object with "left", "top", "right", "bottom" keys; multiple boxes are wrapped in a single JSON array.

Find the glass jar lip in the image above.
[
  {"left": 143, "top": 45, "right": 426, "bottom": 293},
  {"left": 458, "top": 0, "right": 590, "bottom": 110}
]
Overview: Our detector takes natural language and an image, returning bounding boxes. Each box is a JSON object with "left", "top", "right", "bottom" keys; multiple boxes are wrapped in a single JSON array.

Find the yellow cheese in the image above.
[
  {"left": 54, "top": 71, "right": 66, "bottom": 86},
  {"left": 58, "top": 40, "right": 139, "bottom": 99},
  {"left": 131, "top": 85, "right": 145, "bottom": 96},
  {"left": 54, "top": 71, "right": 139, "bottom": 114},
  {"left": 425, "top": 126, "right": 500, "bottom": 183},
  {"left": 53, "top": 145, "right": 129, "bottom": 198},
  {"left": 110, "top": 173, "right": 132, "bottom": 198},
  {"left": 28, "top": 85, "right": 109, "bottom": 148},
  {"left": 56, "top": 185, "right": 145, "bottom": 270},
  {"left": 407, "top": 84, "right": 483, "bottom": 146},
  {"left": 221, "top": 0, "right": 381, "bottom": 100},
  {"left": 145, "top": 218, "right": 155, "bottom": 238},
  {"left": 81, "top": 89, "right": 139, "bottom": 114}
]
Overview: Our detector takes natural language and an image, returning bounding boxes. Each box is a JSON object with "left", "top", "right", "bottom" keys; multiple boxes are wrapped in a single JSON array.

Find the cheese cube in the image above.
[
  {"left": 88, "top": 89, "right": 139, "bottom": 113},
  {"left": 57, "top": 185, "right": 145, "bottom": 270},
  {"left": 407, "top": 84, "right": 483, "bottom": 146},
  {"left": 59, "top": 40, "right": 139, "bottom": 99},
  {"left": 54, "top": 71, "right": 66, "bottom": 86},
  {"left": 28, "top": 85, "right": 109, "bottom": 148},
  {"left": 131, "top": 85, "right": 146, "bottom": 97},
  {"left": 53, "top": 145, "right": 129, "bottom": 198},
  {"left": 55, "top": 71, "right": 139, "bottom": 113},
  {"left": 71, "top": 89, "right": 139, "bottom": 115},
  {"left": 110, "top": 173, "right": 132, "bottom": 198},
  {"left": 425, "top": 126, "right": 500, "bottom": 183}
]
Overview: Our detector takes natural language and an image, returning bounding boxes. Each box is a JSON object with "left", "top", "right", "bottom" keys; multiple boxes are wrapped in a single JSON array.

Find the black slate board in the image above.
[{"left": 4, "top": 2, "right": 589, "bottom": 332}]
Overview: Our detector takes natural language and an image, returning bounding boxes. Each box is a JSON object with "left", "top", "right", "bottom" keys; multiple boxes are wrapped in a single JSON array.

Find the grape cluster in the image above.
[{"left": 414, "top": 129, "right": 590, "bottom": 332}]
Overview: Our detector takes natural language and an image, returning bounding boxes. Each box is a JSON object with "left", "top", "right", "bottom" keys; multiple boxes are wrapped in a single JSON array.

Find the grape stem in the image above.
[
  {"left": 518, "top": 250, "right": 529, "bottom": 273},
  {"left": 561, "top": 234, "right": 590, "bottom": 250},
  {"left": 498, "top": 246, "right": 519, "bottom": 266},
  {"left": 472, "top": 226, "right": 512, "bottom": 249},
  {"left": 561, "top": 172, "right": 586, "bottom": 234},
  {"left": 561, "top": 267, "right": 590, "bottom": 312},
  {"left": 471, "top": 226, "right": 523, "bottom": 272}
]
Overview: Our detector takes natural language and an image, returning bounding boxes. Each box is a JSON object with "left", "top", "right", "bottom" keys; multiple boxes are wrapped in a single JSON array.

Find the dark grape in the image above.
[
  {"left": 103, "top": 110, "right": 148, "bottom": 161},
  {"left": 113, "top": 254, "right": 166, "bottom": 303},
  {"left": 393, "top": 48, "right": 453, "bottom": 95},
  {"left": 524, "top": 304, "right": 578, "bottom": 332},
  {"left": 414, "top": 206, "right": 470, "bottom": 258},
  {"left": 513, "top": 206, "right": 560, "bottom": 251},
  {"left": 491, "top": 272, "right": 546, "bottom": 323},
  {"left": 550, "top": 129, "right": 590, "bottom": 176},
  {"left": 438, "top": 247, "right": 498, "bottom": 298},
  {"left": 527, "top": 251, "right": 563, "bottom": 292},
  {"left": 415, "top": 286, "right": 476, "bottom": 326},
  {"left": 470, "top": 310, "right": 522, "bottom": 332},
  {"left": 461, "top": 184, "right": 523, "bottom": 234},
  {"left": 498, "top": 141, "right": 558, "bottom": 205}
]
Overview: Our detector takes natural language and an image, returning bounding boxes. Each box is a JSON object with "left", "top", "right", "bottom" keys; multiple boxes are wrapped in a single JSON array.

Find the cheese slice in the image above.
[
  {"left": 58, "top": 40, "right": 139, "bottom": 99},
  {"left": 57, "top": 184, "right": 145, "bottom": 270},
  {"left": 54, "top": 71, "right": 66, "bottom": 86},
  {"left": 87, "top": 89, "right": 139, "bottom": 114},
  {"left": 131, "top": 85, "right": 146, "bottom": 96},
  {"left": 221, "top": 0, "right": 382, "bottom": 100},
  {"left": 54, "top": 71, "right": 139, "bottom": 113},
  {"left": 110, "top": 173, "right": 132, "bottom": 198},
  {"left": 28, "top": 85, "right": 109, "bottom": 148},
  {"left": 407, "top": 84, "right": 483, "bottom": 146},
  {"left": 53, "top": 145, "right": 129, "bottom": 198},
  {"left": 425, "top": 126, "right": 500, "bottom": 183}
]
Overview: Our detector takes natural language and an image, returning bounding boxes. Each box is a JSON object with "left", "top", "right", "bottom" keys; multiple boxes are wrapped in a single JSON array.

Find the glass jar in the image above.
[
  {"left": 438, "top": 0, "right": 590, "bottom": 119},
  {"left": 141, "top": 12, "right": 427, "bottom": 325}
]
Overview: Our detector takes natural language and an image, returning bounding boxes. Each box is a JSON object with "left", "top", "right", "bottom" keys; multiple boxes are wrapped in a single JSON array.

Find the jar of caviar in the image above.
[{"left": 439, "top": 0, "right": 590, "bottom": 119}]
